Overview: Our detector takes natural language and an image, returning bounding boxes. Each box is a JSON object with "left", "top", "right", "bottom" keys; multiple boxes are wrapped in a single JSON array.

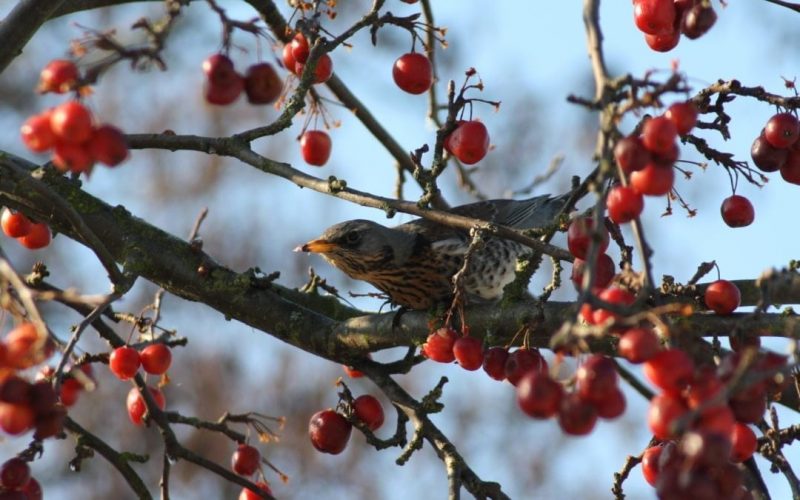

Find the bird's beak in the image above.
[{"left": 294, "top": 239, "right": 338, "bottom": 253}]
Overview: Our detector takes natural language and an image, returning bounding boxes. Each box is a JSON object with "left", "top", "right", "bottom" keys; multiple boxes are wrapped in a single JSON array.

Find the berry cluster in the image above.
[
  {"left": 634, "top": 0, "right": 717, "bottom": 52},
  {"left": 1, "top": 208, "right": 51, "bottom": 250},
  {"left": 641, "top": 346, "right": 785, "bottom": 498},
  {"left": 21, "top": 60, "right": 129, "bottom": 176},
  {"left": 282, "top": 33, "right": 334, "bottom": 85},
  {"left": 750, "top": 112, "right": 800, "bottom": 184},
  {"left": 308, "top": 394, "right": 385, "bottom": 455},
  {"left": 203, "top": 54, "right": 284, "bottom": 106},
  {"left": 0, "top": 323, "right": 72, "bottom": 439},
  {"left": 108, "top": 344, "right": 173, "bottom": 380},
  {"left": 0, "top": 458, "right": 42, "bottom": 500},
  {"left": 108, "top": 344, "right": 172, "bottom": 425}
]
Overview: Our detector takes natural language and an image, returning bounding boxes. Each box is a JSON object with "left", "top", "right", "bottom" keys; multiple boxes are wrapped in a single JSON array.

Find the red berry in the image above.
[
  {"left": 244, "top": 63, "right": 282, "bottom": 104},
  {"left": 203, "top": 54, "right": 243, "bottom": 105},
  {"left": 681, "top": 3, "right": 717, "bottom": 39},
  {"left": 202, "top": 53, "right": 235, "bottom": 77},
  {"left": 20, "top": 113, "right": 56, "bottom": 153},
  {"left": 308, "top": 409, "right": 352, "bottom": 454},
  {"left": 353, "top": 394, "right": 384, "bottom": 431},
  {"left": 482, "top": 347, "right": 509, "bottom": 381},
  {"left": 232, "top": 444, "right": 260, "bottom": 476},
  {"left": 38, "top": 59, "right": 79, "bottom": 94},
  {"left": 52, "top": 141, "right": 94, "bottom": 174},
  {"left": 729, "top": 422, "right": 757, "bottom": 463},
  {"left": 651, "top": 141, "right": 680, "bottom": 167},
  {"left": 205, "top": 77, "right": 244, "bottom": 105},
  {"left": 50, "top": 101, "right": 93, "bottom": 144},
  {"left": 0, "top": 458, "right": 30, "bottom": 490},
  {"left": 704, "top": 279, "right": 740, "bottom": 315},
  {"left": 22, "top": 476, "right": 42, "bottom": 500},
  {"left": 644, "top": 30, "right": 680, "bottom": 52},
  {"left": 606, "top": 185, "right": 644, "bottom": 224},
  {"left": 665, "top": 101, "right": 698, "bottom": 135},
  {"left": 126, "top": 386, "right": 166, "bottom": 425},
  {"left": 0, "top": 402, "right": 34, "bottom": 435},
  {"left": 59, "top": 377, "right": 82, "bottom": 407},
  {"left": 643, "top": 348, "right": 694, "bottom": 393},
  {"left": 282, "top": 43, "right": 297, "bottom": 74},
  {"left": 516, "top": 372, "right": 563, "bottom": 419},
  {"left": 780, "top": 148, "right": 800, "bottom": 185},
  {"left": 557, "top": 392, "right": 597, "bottom": 436},
  {"left": 633, "top": 0, "right": 676, "bottom": 35},
  {"left": 140, "top": 344, "right": 172, "bottom": 375},
  {"left": 576, "top": 354, "right": 618, "bottom": 402},
  {"left": 504, "top": 348, "right": 547, "bottom": 386},
  {"left": 614, "top": 136, "right": 650, "bottom": 174},
  {"left": 447, "top": 120, "right": 490, "bottom": 165},
  {"left": 392, "top": 52, "right": 433, "bottom": 95},
  {"left": 453, "top": 336, "right": 484, "bottom": 371},
  {"left": 570, "top": 252, "right": 615, "bottom": 291},
  {"left": 567, "top": 216, "right": 609, "bottom": 260},
  {"left": 642, "top": 116, "right": 678, "bottom": 155},
  {"left": 109, "top": 346, "right": 141, "bottom": 380},
  {"left": 18, "top": 222, "right": 51, "bottom": 250},
  {"left": 4, "top": 323, "right": 51, "bottom": 369},
  {"left": 295, "top": 53, "right": 333, "bottom": 84},
  {"left": 1, "top": 209, "right": 32, "bottom": 238},
  {"left": 751, "top": 132, "right": 788, "bottom": 172},
  {"left": 592, "top": 286, "right": 636, "bottom": 325},
  {"left": 764, "top": 112, "right": 800, "bottom": 149},
  {"left": 648, "top": 392, "right": 688, "bottom": 440},
  {"left": 239, "top": 481, "right": 272, "bottom": 500},
  {"left": 300, "top": 130, "right": 332, "bottom": 166},
  {"left": 641, "top": 445, "right": 663, "bottom": 486},
  {"left": 720, "top": 195, "right": 754, "bottom": 228},
  {"left": 422, "top": 327, "right": 458, "bottom": 363},
  {"left": 629, "top": 163, "right": 674, "bottom": 196},
  {"left": 594, "top": 387, "right": 626, "bottom": 419},
  {"left": 617, "top": 327, "right": 660, "bottom": 363},
  {"left": 88, "top": 125, "right": 129, "bottom": 167},
  {"left": 290, "top": 33, "right": 310, "bottom": 64}
]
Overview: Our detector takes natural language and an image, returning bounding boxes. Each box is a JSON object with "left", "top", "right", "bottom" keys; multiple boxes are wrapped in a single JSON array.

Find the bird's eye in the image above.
[{"left": 344, "top": 230, "right": 360, "bottom": 245}]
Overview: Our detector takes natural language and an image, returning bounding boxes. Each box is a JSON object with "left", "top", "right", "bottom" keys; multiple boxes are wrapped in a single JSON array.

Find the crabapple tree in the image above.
[{"left": 0, "top": 1, "right": 799, "bottom": 499}]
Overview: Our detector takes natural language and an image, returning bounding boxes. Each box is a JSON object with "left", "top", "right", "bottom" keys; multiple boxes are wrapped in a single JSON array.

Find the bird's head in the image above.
[{"left": 295, "top": 219, "right": 411, "bottom": 278}]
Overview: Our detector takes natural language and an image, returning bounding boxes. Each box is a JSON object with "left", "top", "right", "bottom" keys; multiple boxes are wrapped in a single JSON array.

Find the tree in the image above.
[{"left": 0, "top": 0, "right": 799, "bottom": 498}]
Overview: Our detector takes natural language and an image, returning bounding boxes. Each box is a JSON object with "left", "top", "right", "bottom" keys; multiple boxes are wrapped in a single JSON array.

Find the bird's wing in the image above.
[{"left": 450, "top": 193, "right": 570, "bottom": 229}]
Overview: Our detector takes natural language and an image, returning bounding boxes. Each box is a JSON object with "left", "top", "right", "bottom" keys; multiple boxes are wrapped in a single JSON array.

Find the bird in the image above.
[{"left": 295, "top": 194, "right": 571, "bottom": 310}]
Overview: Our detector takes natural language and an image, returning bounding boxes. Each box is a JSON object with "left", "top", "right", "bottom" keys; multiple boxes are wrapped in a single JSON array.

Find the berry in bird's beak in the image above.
[{"left": 295, "top": 239, "right": 338, "bottom": 253}]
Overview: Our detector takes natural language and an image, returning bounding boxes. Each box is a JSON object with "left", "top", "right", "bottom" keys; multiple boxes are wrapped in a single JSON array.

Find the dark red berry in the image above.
[
  {"left": 453, "top": 336, "right": 484, "bottom": 371},
  {"left": 764, "top": 112, "right": 800, "bottom": 149},
  {"left": 567, "top": 216, "right": 609, "bottom": 260},
  {"left": 353, "top": 394, "right": 384, "bottom": 431},
  {"left": 308, "top": 409, "right": 352, "bottom": 454},
  {"left": 558, "top": 392, "right": 598, "bottom": 436},
  {"left": 614, "top": 136, "right": 650, "bottom": 174},
  {"left": 505, "top": 348, "right": 547, "bottom": 386},
  {"left": 231, "top": 444, "right": 260, "bottom": 476},
  {"left": 517, "top": 372, "right": 563, "bottom": 419},
  {"left": 570, "top": 252, "right": 615, "bottom": 291},
  {"left": 643, "top": 348, "right": 694, "bottom": 393},
  {"left": 681, "top": 3, "right": 717, "bottom": 39},
  {"left": 642, "top": 116, "right": 678, "bottom": 155},
  {"left": 482, "top": 347, "right": 509, "bottom": 381},
  {"left": 751, "top": 132, "right": 788, "bottom": 172},
  {"left": 720, "top": 195, "right": 754, "bottom": 228}
]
